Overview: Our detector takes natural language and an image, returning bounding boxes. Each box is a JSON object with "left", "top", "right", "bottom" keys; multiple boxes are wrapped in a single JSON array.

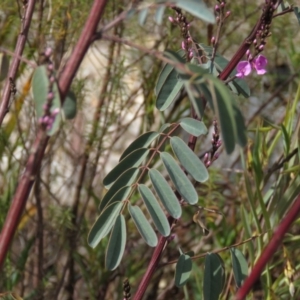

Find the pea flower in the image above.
[{"left": 236, "top": 55, "right": 267, "bottom": 78}]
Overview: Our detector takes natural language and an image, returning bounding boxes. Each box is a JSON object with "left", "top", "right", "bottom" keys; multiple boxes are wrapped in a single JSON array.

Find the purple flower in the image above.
[
  {"left": 253, "top": 55, "right": 267, "bottom": 75},
  {"left": 236, "top": 61, "right": 252, "bottom": 78},
  {"left": 236, "top": 55, "right": 267, "bottom": 78}
]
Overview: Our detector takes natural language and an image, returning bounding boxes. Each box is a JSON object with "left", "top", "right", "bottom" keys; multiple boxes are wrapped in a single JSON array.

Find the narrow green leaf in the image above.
[
  {"left": 155, "top": 5, "right": 165, "bottom": 25},
  {"left": 230, "top": 248, "right": 248, "bottom": 288},
  {"left": 88, "top": 202, "right": 123, "bottom": 248},
  {"left": 103, "top": 148, "right": 150, "bottom": 188},
  {"left": 293, "top": 7, "right": 300, "bottom": 25},
  {"left": 62, "top": 90, "right": 77, "bottom": 119},
  {"left": 32, "top": 65, "right": 61, "bottom": 136},
  {"left": 99, "top": 168, "right": 140, "bottom": 211},
  {"left": 184, "top": 81, "right": 206, "bottom": 117},
  {"left": 0, "top": 53, "right": 9, "bottom": 81},
  {"left": 157, "top": 79, "right": 183, "bottom": 111},
  {"left": 99, "top": 186, "right": 131, "bottom": 213},
  {"left": 179, "top": 118, "right": 207, "bottom": 137},
  {"left": 128, "top": 204, "right": 158, "bottom": 247},
  {"left": 120, "top": 131, "right": 159, "bottom": 161},
  {"left": 149, "top": 169, "right": 182, "bottom": 219},
  {"left": 206, "top": 75, "right": 237, "bottom": 153},
  {"left": 203, "top": 253, "right": 225, "bottom": 300},
  {"left": 170, "top": 136, "right": 208, "bottom": 182},
  {"left": 105, "top": 214, "right": 126, "bottom": 270},
  {"left": 138, "top": 184, "right": 170, "bottom": 236},
  {"left": 163, "top": 49, "right": 186, "bottom": 64},
  {"left": 161, "top": 152, "right": 198, "bottom": 204},
  {"left": 175, "top": 253, "right": 193, "bottom": 287},
  {"left": 138, "top": 7, "right": 148, "bottom": 26},
  {"left": 232, "top": 98, "right": 247, "bottom": 147},
  {"left": 155, "top": 63, "right": 174, "bottom": 96}
]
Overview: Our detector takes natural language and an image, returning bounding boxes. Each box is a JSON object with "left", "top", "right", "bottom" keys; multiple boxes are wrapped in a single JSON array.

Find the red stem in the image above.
[
  {"left": 0, "top": 0, "right": 109, "bottom": 270},
  {"left": 235, "top": 193, "right": 300, "bottom": 300}
]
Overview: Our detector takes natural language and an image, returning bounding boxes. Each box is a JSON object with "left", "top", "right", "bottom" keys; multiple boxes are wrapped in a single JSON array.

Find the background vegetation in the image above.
[{"left": 0, "top": 0, "right": 299, "bottom": 299}]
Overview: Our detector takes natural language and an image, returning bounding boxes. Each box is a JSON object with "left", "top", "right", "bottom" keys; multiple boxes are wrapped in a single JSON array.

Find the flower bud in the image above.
[{"left": 168, "top": 16, "right": 174, "bottom": 23}]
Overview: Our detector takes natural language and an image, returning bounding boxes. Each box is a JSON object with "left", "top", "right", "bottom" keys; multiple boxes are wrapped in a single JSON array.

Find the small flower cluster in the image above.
[
  {"left": 214, "top": 1, "right": 231, "bottom": 25},
  {"left": 168, "top": 7, "right": 193, "bottom": 60},
  {"left": 236, "top": 53, "right": 268, "bottom": 78},
  {"left": 38, "top": 47, "right": 60, "bottom": 131}
]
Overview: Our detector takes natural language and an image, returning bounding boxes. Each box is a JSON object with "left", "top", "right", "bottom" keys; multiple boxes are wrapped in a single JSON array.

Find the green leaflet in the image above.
[
  {"left": 99, "top": 168, "right": 140, "bottom": 211},
  {"left": 175, "top": 253, "right": 193, "bottom": 287},
  {"left": 105, "top": 214, "right": 127, "bottom": 270},
  {"left": 119, "top": 131, "right": 159, "bottom": 161},
  {"left": 128, "top": 204, "right": 158, "bottom": 247},
  {"left": 170, "top": 136, "right": 208, "bottom": 182},
  {"left": 88, "top": 201, "right": 123, "bottom": 248},
  {"left": 103, "top": 148, "right": 150, "bottom": 188},
  {"left": 179, "top": 118, "right": 207, "bottom": 137},
  {"left": 160, "top": 152, "right": 198, "bottom": 204},
  {"left": 62, "top": 90, "right": 77, "bottom": 119},
  {"left": 149, "top": 169, "right": 182, "bottom": 219},
  {"left": 230, "top": 248, "right": 248, "bottom": 288},
  {"left": 203, "top": 253, "right": 225, "bottom": 300},
  {"left": 138, "top": 184, "right": 170, "bottom": 237}
]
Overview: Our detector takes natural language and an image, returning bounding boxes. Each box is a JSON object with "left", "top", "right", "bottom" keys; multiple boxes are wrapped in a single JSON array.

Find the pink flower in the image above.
[
  {"left": 253, "top": 55, "right": 267, "bottom": 75},
  {"left": 236, "top": 61, "right": 252, "bottom": 78},
  {"left": 236, "top": 55, "right": 267, "bottom": 78}
]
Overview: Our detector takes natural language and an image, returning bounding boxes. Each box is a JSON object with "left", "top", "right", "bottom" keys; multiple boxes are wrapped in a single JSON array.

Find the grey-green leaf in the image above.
[
  {"left": 99, "top": 186, "right": 131, "bottom": 213},
  {"left": 128, "top": 204, "right": 158, "bottom": 247},
  {"left": 149, "top": 169, "right": 182, "bottom": 219},
  {"left": 62, "top": 90, "right": 77, "bottom": 119},
  {"left": 170, "top": 136, "right": 208, "bottom": 182},
  {"left": 160, "top": 152, "right": 198, "bottom": 205},
  {"left": 105, "top": 214, "right": 126, "bottom": 270},
  {"left": 203, "top": 253, "right": 225, "bottom": 300},
  {"left": 99, "top": 168, "right": 140, "bottom": 211},
  {"left": 175, "top": 253, "right": 193, "bottom": 287},
  {"left": 230, "top": 248, "right": 248, "bottom": 288},
  {"left": 138, "top": 184, "right": 170, "bottom": 236},
  {"left": 179, "top": 118, "right": 207, "bottom": 137},
  {"left": 155, "top": 5, "right": 166, "bottom": 25},
  {"left": 88, "top": 201, "right": 123, "bottom": 248},
  {"left": 119, "top": 131, "right": 159, "bottom": 161},
  {"left": 103, "top": 148, "right": 150, "bottom": 188},
  {"left": 138, "top": 7, "right": 148, "bottom": 26}
]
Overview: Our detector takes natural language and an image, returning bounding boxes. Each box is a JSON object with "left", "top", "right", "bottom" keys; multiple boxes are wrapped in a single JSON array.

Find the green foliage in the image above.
[
  {"left": 175, "top": 252, "right": 193, "bottom": 287},
  {"left": 230, "top": 248, "right": 248, "bottom": 288},
  {"left": 203, "top": 253, "right": 225, "bottom": 300}
]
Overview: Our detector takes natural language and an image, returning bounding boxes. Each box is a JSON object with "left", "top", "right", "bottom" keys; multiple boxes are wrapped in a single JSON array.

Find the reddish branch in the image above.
[
  {"left": 0, "top": 0, "right": 36, "bottom": 125},
  {"left": 0, "top": 0, "right": 109, "bottom": 270},
  {"left": 235, "top": 193, "right": 300, "bottom": 300}
]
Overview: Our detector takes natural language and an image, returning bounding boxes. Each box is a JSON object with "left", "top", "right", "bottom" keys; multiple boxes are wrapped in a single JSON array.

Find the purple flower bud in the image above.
[
  {"left": 47, "top": 64, "right": 54, "bottom": 71},
  {"left": 215, "top": 4, "right": 220, "bottom": 12},
  {"left": 253, "top": 39, "right": 257, "bottom": 44},
  {"left": 214, "top": 152, "right": 220, "bottom": 160},
  {"left": 181, "top": 41, "right": 186, "bottom": 50},
  {"left": 51, "top": 108, "right": 60, "bottom": 116},
  {"left": 211, "top": 36, "right": 215, "bottom": 45},
  {"left": 49, "top": 76, "right": 55, "bottom": 83},
  {"left": 45, "top": 47, "right": 52, "bottom": 57},
  {"left": 189, "top": 51, "right": 193, "bottom": 59},
  {"left": 259, "top": 44, "right": 264, "bottom": 50},
  {"left": 47, "top": 92, "right": 54, "bottom": 100},
  {"left": 221, "top": 2, "right": 225, "bottom": 8},
  {"left": 168, "top": 16, "right": 174, "bottom": 23},
  {"left": 225, "top": 11, "right": 231, "bottom": 17}
]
